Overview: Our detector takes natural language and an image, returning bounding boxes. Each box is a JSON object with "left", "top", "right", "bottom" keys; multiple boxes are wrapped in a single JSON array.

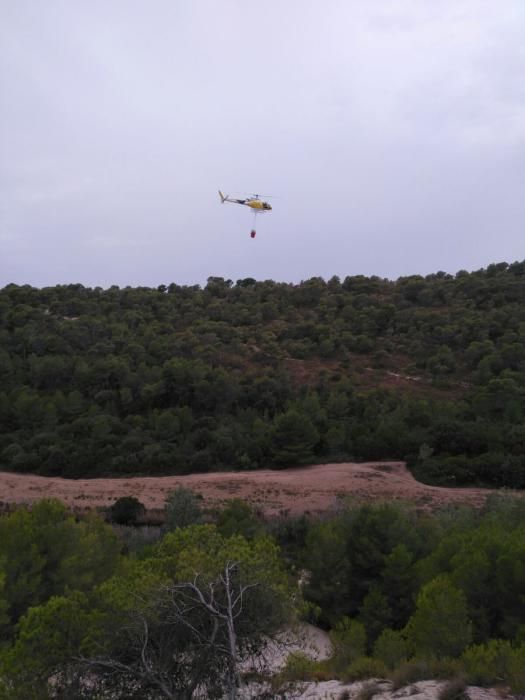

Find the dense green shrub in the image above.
[
  {"left": 461, "top": 639, "right": 518, "bottom": 685},
  {"left": 164, "top": 487, "right": 203, "bottom": 530},
  {"left": 329, "top": 618, "right": 367, "bottom": 671},
  {"left": 373, "top": 629, "right": 408, "bottom": 670},
  {"left": 342, "top": 656, "right": 388, "bottom": 682},
  {"left": 108, "top": 496, "right": 145, "bottom": 525},
  {"left": 277, "top": 652, "right": 320, "bottom": 683},
  {"left": 390, "top": 659, "right": 432, "bottom": 689},
  {"left": 405, "top": 576, "right": 472, "bottom": 659}
]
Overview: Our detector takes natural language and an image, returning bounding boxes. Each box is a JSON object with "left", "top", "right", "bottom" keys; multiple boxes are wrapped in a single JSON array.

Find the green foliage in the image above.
[
  {"left": 461, "top": 639, "right": 525, "bottom": 693},
  {"left": 0, "top": 592, "right": 96, "bottom": 693},
  {"left": 303, "top": 517, "right": 350, "bottom": 625},
  {"left": 417, "top": 515, "right": 525, "bottom": 642},
  {"left": 406, "top": 576, "right": 472, "bottom": 659},
  {"left": 389, "top": 659, "right": 433, "bottom": 689},
  {"left": 342, "top": 656, "right": 388, "bottom": 681},
  {"left": 3, "top": 498, "right": 523, "bottom": 694},
  {"left": 298, "top": 498, "right": 525, "bottom": 680},
  {"left": 303, "top": 501, "right": 427, "bottom": 627},
  {"left": 0, "top": 497, "right": 525, "bottom": 693},
  {"left": 155, "top": 524, "right": 289, "bottom": 598},
  {"left": 359, "top": 586, "right": 391, "bottom": 643},
  {"left": 164, "top": 486, "right": 203, "bottom": 530},
  {"left": 271, "top": 409, "right": 320, "bottom": 466},
  {"left": 216, "top": 498, "right": 262, "bottom": 539},
  {"left": 273, "top": 656, "right": 332, "bottom": 695},
  {"left": 0, "top": 568, "right": 9, "bottom": 633},
  {"left": 389, "top": 658, "right": 464, "bottom": 689},
  {"left": 95, "top": 526, "right": 293, "bottom": 697},
  {"left": 509, "top": 644, "right": 525, "bottom": 693},
  {"left": 278, "top": 652, "right": 320, "bottom": 683},
  {"left": 1, "top": 516, "right": 294, "bottom": 699},
  {"left": 461, "top": 639, "right": 523, "bottom": 687},
  {"left": 0, "top": 500, "right": 120, "bottom": 630},
  {"left": 107, "top": 495, "right": 145, "bottom": 525},
  {"left": 2, "top": 264, "right": 524, "bottom": 484},
  {"left": 373, "top": 629, "right": 409, "bottom": 670},
  {"left": 329, "top": 618, "right": 367, "bottom": 671}
]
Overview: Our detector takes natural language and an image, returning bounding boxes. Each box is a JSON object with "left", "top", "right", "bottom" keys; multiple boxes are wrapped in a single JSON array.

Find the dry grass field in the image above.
[{"left": 0, "top": 461, "right": 512, "bottom": 517}]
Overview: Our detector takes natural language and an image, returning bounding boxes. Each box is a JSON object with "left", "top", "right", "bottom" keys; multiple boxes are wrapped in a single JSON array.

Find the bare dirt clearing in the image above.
[{"left": 1, "top": 462, "right": 516, "bottom": 517}]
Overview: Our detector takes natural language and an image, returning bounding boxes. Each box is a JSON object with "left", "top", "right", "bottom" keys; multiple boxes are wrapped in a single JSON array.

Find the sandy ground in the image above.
[
  {"left": 240, "top": 679, "right": 510, "bottom": 700},
  {"left": 0, "top": 461, "right": 516, "bottom": 517}
]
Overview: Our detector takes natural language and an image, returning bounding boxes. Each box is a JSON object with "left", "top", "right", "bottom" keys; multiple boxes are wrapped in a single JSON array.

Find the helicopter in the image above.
[
  {"left": 218, "top": 190, "right": 272, "bottom": 239},
  {"left": 219, "top": 190, "right": 272, "bottom": 211}
]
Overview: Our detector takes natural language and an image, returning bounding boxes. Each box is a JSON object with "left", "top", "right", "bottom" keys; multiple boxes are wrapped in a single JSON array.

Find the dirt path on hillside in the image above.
[{"left": 1, "top": 462, "right": 516, "bottom": 517}]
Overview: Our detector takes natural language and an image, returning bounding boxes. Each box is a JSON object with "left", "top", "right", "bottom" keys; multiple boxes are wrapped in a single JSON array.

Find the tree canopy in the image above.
[
  {"left": 2, "top": 495, "right": 525, "bottom": 695},
  {"left": 1, "top": 262, "right": 524, "bottom": 487}
]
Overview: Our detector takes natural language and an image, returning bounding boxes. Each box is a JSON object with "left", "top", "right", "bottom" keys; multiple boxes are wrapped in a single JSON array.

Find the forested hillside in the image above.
[
  {"left": 2, "top": 496, "right": 525, "bottom": 695},
  {"left": 1, "top": 261, "right": 524, "bottom": 486}
]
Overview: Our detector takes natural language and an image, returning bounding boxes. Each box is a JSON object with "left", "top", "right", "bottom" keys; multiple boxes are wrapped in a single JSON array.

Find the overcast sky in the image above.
[{"left": 1, "top": 1, "right": 524, "bottom": 288}]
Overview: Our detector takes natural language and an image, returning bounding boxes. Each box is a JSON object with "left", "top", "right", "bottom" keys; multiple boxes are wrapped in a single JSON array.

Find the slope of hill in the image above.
[{"left": 1, "top": 261, "right": 524, "bottom": 486}]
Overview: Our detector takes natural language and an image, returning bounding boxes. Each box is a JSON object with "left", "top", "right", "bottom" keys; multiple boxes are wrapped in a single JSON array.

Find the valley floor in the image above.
[{"left": 0, "top": 461, "right": 516, "bottom": 516}]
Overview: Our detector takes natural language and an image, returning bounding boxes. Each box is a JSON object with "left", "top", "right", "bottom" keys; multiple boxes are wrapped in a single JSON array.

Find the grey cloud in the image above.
[{"left": 1, "top": 0, "right": 524, "bottom": 288}]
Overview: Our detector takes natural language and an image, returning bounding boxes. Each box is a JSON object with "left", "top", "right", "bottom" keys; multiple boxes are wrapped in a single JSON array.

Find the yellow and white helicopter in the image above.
[
  {"left": 218, "top": 190, "right": 272, "bottom": 212},
  {"left": 219, "top": 190, "right": 272, "bottom": 238}
]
